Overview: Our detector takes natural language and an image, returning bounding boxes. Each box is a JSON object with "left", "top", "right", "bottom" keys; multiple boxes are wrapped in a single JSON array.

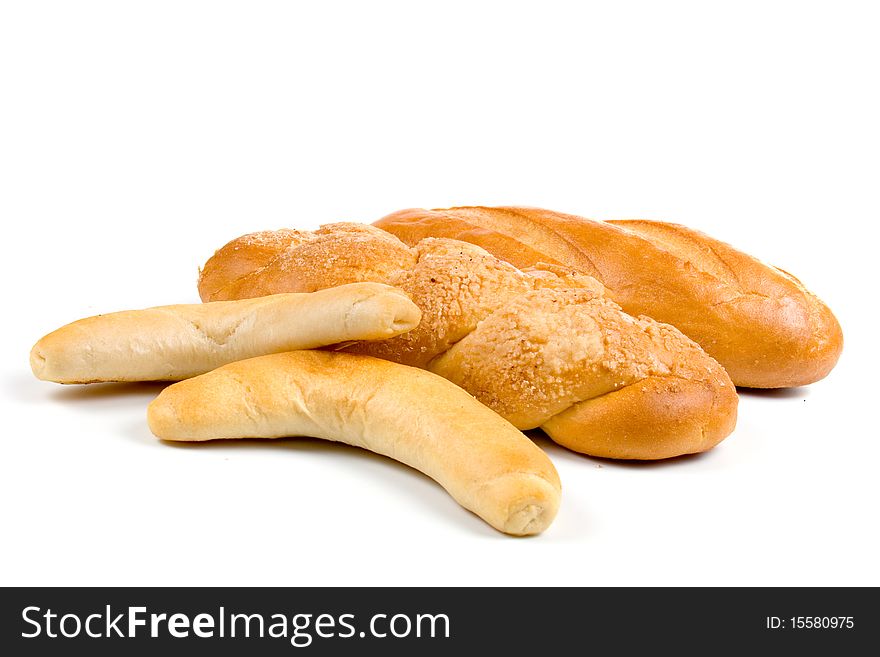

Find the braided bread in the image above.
[
  {"left": 374, "top": 206, "right": 844, "bottom": 388},
  {"left": 198, "top": 223, "right": 738, "bottom": 460}
]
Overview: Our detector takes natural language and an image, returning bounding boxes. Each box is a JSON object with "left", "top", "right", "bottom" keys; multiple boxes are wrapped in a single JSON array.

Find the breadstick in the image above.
[
  {"left": 31, "top": 282, "right": 420, "bottom": 383},
  {"left": 147, "top": 350, "right": 562, "bottom": 536}
]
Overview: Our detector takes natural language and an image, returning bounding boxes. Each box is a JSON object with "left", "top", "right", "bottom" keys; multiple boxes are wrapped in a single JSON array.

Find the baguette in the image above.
[
  {"left": 31, "top": 282, "right": 420, "bottom": 383},
  {"left": 198, "top": 223, "right": 737, "bottom": 460},
  {"left": 148, "top": 351, "right": 562, "bottom": 536},
  {"left": 374, "top": 206, "right": 844, "bottom": 388}
]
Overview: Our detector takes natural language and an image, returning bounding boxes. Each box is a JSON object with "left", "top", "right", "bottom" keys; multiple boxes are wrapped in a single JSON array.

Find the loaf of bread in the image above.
[
  {"left": 148, "top": 351, "right": 562, "bottom": 536},
  {"left": 31, "top": 282, "right": 420, "bottom": 383},
  {"left": 198, "top": 223, "right": 738, "bottom": 460},
  {"left": 374, "top": 206, "right": 843, "bottom": 388}
]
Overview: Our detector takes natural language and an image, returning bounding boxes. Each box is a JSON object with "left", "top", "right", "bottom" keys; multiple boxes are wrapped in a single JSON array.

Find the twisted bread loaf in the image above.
[
  {"left": 198, "top": 223, "right": 738, "bottom": 460},
  {"left": 374, "top": 206, "right": 844, "bottom": 388}
]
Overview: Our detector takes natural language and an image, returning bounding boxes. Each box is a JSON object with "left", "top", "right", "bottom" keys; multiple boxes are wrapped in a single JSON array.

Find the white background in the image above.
[{"left": 1, "top": 1, "right": 877, "bottom": 586}]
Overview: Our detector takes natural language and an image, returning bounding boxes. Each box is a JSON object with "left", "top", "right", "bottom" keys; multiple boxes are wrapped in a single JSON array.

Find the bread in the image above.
[
  {"left": 148, "top": 351, "right": 562, "bottom": 536},
  {"left": 198, "top": 223, "right": 738, "bottom": 460},
  {"left": 374, "top": 206, "right": 844, "bottom": 388},
  {"left": 31, "top": 282, "right": 420, "bottom": 383}
]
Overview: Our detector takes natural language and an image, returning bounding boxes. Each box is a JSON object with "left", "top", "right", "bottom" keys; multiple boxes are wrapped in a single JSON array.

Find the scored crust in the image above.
[{"left": 374, "top": 206, "right": 843, "bottom": 388}]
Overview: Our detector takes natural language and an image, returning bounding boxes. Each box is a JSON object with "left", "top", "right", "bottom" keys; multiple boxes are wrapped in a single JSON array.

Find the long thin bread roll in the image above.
[
  {"left": 147, "top": 351, "right": 562, "bottom": 536},
  {"left": 31, "top": 282, "right": 420, "bottom": 384}
]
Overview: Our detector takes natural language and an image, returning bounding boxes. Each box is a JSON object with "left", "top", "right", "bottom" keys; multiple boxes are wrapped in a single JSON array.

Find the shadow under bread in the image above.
[
  {"left": 736, "top": 386, "right": 809, "bottom": 400},
  {"left": 525, "top": 429, "right": 714, "bottom": 470},
  {"left": 157, "top": 435, "right": 503, "bottom": 539},
  {"left": 49, "top": 380, "right": 170, "bottom": 402}
]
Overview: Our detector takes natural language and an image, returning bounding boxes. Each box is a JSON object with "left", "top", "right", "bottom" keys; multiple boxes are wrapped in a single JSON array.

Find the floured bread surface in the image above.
[
  {"left": 200, "top": 223, "right": 418, "bottom": 300},
  {"left": 199, "top": 223, "right": 738, "bottom": 459},
  {"left": 431, "top": 289, "right": 728, "bottom": 430}
]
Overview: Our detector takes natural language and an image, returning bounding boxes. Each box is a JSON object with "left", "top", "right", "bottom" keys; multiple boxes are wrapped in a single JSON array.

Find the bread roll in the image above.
[
  {"left": 148, "top": 351, "right": 562, "bottom": 536},
  {"left": 199, "top": 223, "right": 737, "bottom": 460},
  {"left": 374, "top": 206, "right": 843, "bottom": 388},
  {"left": 31, "top": 282, "right": 420, "bottom": 383}
]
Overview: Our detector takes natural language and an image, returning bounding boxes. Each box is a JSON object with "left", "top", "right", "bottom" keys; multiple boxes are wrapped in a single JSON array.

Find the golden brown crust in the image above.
[
  {"left": 148, "top": 351, "right": 562, "bottom": 536},
  {"left": 609, "top": 219, "right": 843, "bottom": 387},
  {"left": 374, "top": 207, "right": 843, "bottom": 388},
  {"left": 198, "top": 223, "right": 418, "bottom": 301},
  {"left": 199, "top": 223, "right": 738, "bottom": 460},
  {"left": 429, "top": 289, "right": 733, "bottom": 432},
  {"left": 542, "top": 375, "right": 738, "bottom": 459},
  {"left": 197, "top": 229, "right": 307, "bottom": 301}
]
